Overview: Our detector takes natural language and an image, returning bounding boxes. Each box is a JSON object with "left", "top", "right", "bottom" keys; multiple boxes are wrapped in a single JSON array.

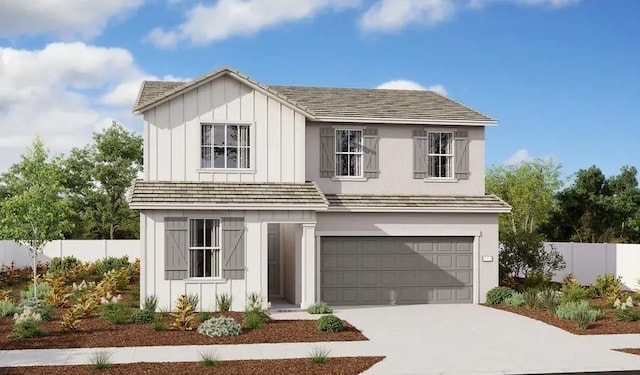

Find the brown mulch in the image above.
[
  {"left": 488, "top": 303, "right": 640, "bottom": 335},
  {"left": 0, "top": 311, "right": 367, "bottom": 350},
  {"left": 0, "top": 357, "right": 385, "bottom": 375},
  {"left": 615, "top": 348, "right": 640, "bottom": 356}
]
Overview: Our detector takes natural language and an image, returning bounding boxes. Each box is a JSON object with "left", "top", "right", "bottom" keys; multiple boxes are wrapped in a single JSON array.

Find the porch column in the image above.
[{"left": 300, "top": 223, "right": 317, "bottom": 309}]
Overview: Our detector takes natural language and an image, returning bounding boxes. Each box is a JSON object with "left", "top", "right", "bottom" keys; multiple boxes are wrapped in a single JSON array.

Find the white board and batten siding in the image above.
[
  {"left": 143, "top": 75, "right": 306, "bottom": 183},
  {"left": 140, "top": 210, "right": 316, "bottom": 312}
]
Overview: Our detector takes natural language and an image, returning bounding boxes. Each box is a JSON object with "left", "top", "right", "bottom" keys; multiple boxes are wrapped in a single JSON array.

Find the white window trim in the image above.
[
  {"left": 188, "top": 218, "right": 223, "bottom": 280},
  {"left": 334, "top": 128, "right": 364, "bottom": 178},
  {"left": 426, "top": 131, "right": 455, "bottom": 180},
  {"left": 200, "top": 122, "right": 255, "bottom": 171}
]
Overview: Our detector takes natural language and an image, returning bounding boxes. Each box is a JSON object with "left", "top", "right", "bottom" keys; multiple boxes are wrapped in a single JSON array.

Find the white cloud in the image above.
[
  {"left": 0, "top": 42, "right": 162, "bottom": 171},
  {"left": 360, "top": 0, "right": 456, "bottom": 32},
  {"left": 376, "top": 80, "right": 448, "bottom": 96},
  {"left": 360, "top": 0, "right": 580, "bottom": 33},
  {"left": 145, "top": 0, "right": 361, "bottom": 48},
  {"left": 504, "top": 149, "right": 531, "bottom": 165},
  {"left": 0, "top": 0, "right": 144, "bottom": 39}
]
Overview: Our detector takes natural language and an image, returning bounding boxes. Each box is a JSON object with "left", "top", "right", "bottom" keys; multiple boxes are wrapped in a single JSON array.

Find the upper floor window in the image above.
[
  {"left": 335, "top": 129, "right": 363, "bottom": 177},
  {"left": 428, "top": 131, "right": 454, "bottom": 178},
  {"left": 189, "top": 218, "right": 221, "bottom": 278},
  {"left": 201, "top": 124, "right": 250, "bottom": 169}
]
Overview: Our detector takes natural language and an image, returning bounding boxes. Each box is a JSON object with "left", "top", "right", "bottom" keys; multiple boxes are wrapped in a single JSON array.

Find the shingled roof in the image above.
[
  {"left": 130, "top": 181, "right": 328, "bottom": 210},
  {"left": 133, "top": 67, "right": 496, "bottom": 124},
  {"left": 325, "top": 194, "right": 511, "bottom": 213}
]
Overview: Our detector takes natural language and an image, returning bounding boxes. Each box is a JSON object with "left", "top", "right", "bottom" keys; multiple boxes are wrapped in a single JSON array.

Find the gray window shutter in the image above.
[
  {"left": 164, "top": 217, "right": 188, "bottom": 280},
  {"left": 454, "top": 130, "right": 470, "bottom": 180},
  {"left": 319, "top": 128, "right": 335, "bottom": 178},
  {"left": 413, "top": 129, "right": 428, "bottom": 179},
  {"left": 363, "top": 128, "right": 380, "bottom": 178},
  {"left": 222, "top": 217, "right": 245, "bottom": 280}
]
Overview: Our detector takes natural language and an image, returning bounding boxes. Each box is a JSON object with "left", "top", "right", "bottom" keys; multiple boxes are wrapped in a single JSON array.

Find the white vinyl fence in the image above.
[
  {"left": 546, "top": 242, "right": 640, "bottom": 289},
  {"left": 0, "top": 240, "right": 140, "bottom": 268}
]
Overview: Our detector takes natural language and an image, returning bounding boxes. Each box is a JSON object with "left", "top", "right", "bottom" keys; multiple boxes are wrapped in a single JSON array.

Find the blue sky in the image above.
[{"left": 0, "top": 0, "right": 638, "bottom": 181}]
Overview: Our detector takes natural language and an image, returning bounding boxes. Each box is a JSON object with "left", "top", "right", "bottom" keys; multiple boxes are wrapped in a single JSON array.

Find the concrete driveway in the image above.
[{"left": 329, "top": 304, "right": 640, "bottom": 375}]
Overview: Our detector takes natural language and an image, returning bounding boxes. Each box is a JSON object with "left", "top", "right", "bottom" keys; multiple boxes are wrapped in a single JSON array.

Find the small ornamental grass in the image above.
[
  {"left": 485, "top": 286, "right": 514, "bottom": 305},
  {"left": 199, "top": 349, "right": 219, "bottom": 367},
  {"left": 503, "top": 292, "right": 525, "bottom": 307},
  {"left": 88, "top": 350, "right": 113, "bottom": 371},
  {"left": 556, "top": 300, "right": 604, "bottom": 330},
  {"left": 317, "top": 314, "right": 344, "bottom": 332},
  {"left": 0, "top": 300, "right": 20, "bottom": 317},
  {"left": 100, "top": 302, "right": 131, "bottom": 325},
  {"left": 10, "top": 307, "right": 44, "bottom": 339},
  {"left": 308, "top": 346, "right": 331, "bottom": 364},
  {"left": 614, "top": 296, "right": 640, "bottom": 322},
  {"left": 307, "top": 302, "right": 333, "bottom": 314},
  {"left": 216, "top": 293, "right": 232, "bottom": 312},
  {"left": 152, "top": 320, "right": 166, "bottom": 331},
  {"left": 243, "top": 293, "right": 270, "bottom": 330},
  {"left": 198, "top": 317, "right": 242, "bottom": 337}
]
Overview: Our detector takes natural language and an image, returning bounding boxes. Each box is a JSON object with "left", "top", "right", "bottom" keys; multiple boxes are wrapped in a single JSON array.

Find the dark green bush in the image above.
[
  {"left": 95, "top": 256, "right": 130, "bottom": 276},
  {"left": 615, "top": 308, "right": 640, "bottom": 322},
  {"left": 307, "top": 302, "right": 333, "bottom": 314},
  {"left": 243, "top": 310, "right": 268, "bottom": 329},
  {"left": 317, "top": 314, "right": 344, "bottom": 332},
  {"left": 561, "top": 280, "right": 590, "bottom": 303},
  {"left": 49, "top": 256, "right": 81, "bottom": 274},
  {"left": 130, "top": 309, "right": 155, "bottom": 324},
  {"left": 10, "top": 319, "right": 44, "bottom": 339},
  {"left": 100, "top": 303, "right": 130, "bottom": 325},
  {"left": 485, "top": 286, "right": 514, "bottom": 305}
]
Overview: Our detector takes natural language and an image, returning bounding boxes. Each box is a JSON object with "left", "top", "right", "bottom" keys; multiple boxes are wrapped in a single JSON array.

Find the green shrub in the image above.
[
  {"left": 243, "top": 310, "right": 268, "bottom": 329},
  {"left": 17, "top": 299, "right": 53, "bottom": 321},
  {"left": 317, "top": 314, "right": 344, "bottom": 332},
  {"left": 152, "top": 320, "right": 166, "bottom": 331},
  {"left": 49, "top": 256, "right": 81, "bottom": 274},
  {"left": 95, "top": 256, "right": 130, "bottom": 276},
  {"left": 20, "top": 282, "right": 52, "bottom": 300},
  {"left": 504, "top": 292, "right": 525, "bottom": 307},
  {"left": 615, "top": 308, "right": 640, "bottom": 322},
  {"left": 10, "top": 319, "right": 44, "bottom": 339},
  {"left": 199, "top": 349, "right": 219, "bottom": 367},
  {"left": 522, "top": 272, "right": 552, "bottom": 290},
  {"left": 199, "top": 311, "right": 212, "bottom": 322},
  {"left": 216, "top": 293, "right": 232, "bottom": 312},
  {"left": 561, "top": 281, "right": 590, "bottom": 303},
  {"left": 309, "top": 346, "right": 331, "bottom": 364},
  {"left": 88, "top": 351, "right": 113, "bottom": 371},
  {"left": 100, "top": 303, "right": 130, "bottom": 325},
  {"left": 537, "top": 288, "right": 562, "bottom": 312},
  {"left": 523, "top": 289, "right": 540, "bottom": 309},
  {"left": 198, "top": 317, "right": 243, "bottom": 337},
  {"left": 0, "top": 300, "right": 20, "bottom": 317},
  {"left": 593, "top": 274, "right": 623, "bottom": 299},
  {"left": 142, "top": 295, "right": 158, "bottom": 312},
  {"left": 130, "top": 309, "right": 155, "bottom": 324},
  {"left": 307, "top": 302, "right": 333, "bottom": 314},
  {"left": 556, "top": 300, "right": 604, "bottom": 329},
  {"left": 186, "top": 294, "right": 199, "bottom": 311},
  {"left": 485, "top": 286, "right": 514, "bottom": 305}
]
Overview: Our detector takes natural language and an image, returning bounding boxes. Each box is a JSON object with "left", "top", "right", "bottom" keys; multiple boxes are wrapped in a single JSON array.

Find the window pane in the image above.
[
  {"left": 428, "top": 156, "right": 439, "bottom": 177},
  {"left": 239, "top": 126, "right": 250, "bottom": 147},
  {"left": 212, "top": 249, "right": 220, "bottom": 278},
  {"left": 227, "top": 147, "right": 238, "bottom": 168},
  {"left": 201, "top": 147, "right": 211, "bottom": 168},
  {"left": 227, "top": 125, "right": 238, "bottom": 146},
  {"left": 213, "top": 147, "right": 225, "bottom": 168},
  {"left": 190, "top": 249, "right": 204, "bottom": 278},
  {"left": 204, "top": 219, "right": 213, "bottom": 247},
  {"left": 190, "top": 219, "right": 204, "bottom": 247},
  {"left": 441, "top": 156, "right": 452, "bottom": 178},
  {"left": 440, "top": 133, "right": 452, "bottom": 154},
  {"left": 336, "top": 130, "right": 348, "bottom": 152},
  {"left": 428, "top": 133, "right": 439, "bottom": 154},
  {"left": 202, "top": 125, "right": 212, "bottom": 146},
  {"left": 213, "top": 125, "right": 225, "bottom": 146},
  {"left": 350, "top": 131, "right": 362, "bottom": 153},
  {"left": 239, "top": 147, "right": 250, "bottom": 169},
  {"left": 204, "top": 249, "right": 212, "bottom": 277},
  {"left": 350, "top": 154, "right": 361, "bottom": 176},
  {"left": 336, "top": 154, "right": 349, "bottom": 176},
  {"left": 211, "top": 220, "right": 220, "bottom": 247}
]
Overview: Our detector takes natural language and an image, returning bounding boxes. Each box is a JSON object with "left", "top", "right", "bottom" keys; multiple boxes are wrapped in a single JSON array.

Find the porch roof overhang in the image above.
[
  {"left": 325, "top": 194, "right": 512, "bottom": 213},
  {"left": 129, "top": 180, "right": 329, "bottom": 211}
]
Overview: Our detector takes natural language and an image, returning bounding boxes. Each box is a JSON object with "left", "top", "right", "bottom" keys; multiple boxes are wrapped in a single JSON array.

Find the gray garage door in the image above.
[{"left": 321, "top": 236, "right": 473, "bottom": 305}]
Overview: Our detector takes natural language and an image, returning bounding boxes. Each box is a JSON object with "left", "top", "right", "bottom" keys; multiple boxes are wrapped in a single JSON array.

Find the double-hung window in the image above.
[
  {"left": 201, "top": 124, "right": 250, "bottom": 169},
  {"left": 335, "top": 129, "right": 363, "bottom": 177},
  {"left": 189, "top": 219, "right": 221, "bottom": 278},
  {"left": 427, "top": 131, "right": 454, "bottom": 178}
]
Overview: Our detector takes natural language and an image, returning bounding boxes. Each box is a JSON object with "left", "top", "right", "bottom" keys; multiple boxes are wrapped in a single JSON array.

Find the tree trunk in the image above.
[
  {"left": 32, "top": 248, "right": 37, "bottom": 300},
  {"left": 110, "top": 224, "right": 115, "bottom": 240}
]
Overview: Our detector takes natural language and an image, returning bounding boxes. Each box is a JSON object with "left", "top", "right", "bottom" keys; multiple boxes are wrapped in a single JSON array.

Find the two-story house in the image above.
[{"left": 130, "top": 67, "right": 510, "bottom": 311}]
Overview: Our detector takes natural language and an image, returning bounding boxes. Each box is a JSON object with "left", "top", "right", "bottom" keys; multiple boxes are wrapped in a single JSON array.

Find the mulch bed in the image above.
[
  {"left": 0, "top": 357, "right": 385, "bottom": 375},
  {"left": 615, "top": 348, "right": 640, "bottom": 356},
  {"left": 489, "top": 303, "right": 640, "bottom": 335},
  {"left": 0, "top": 311, "right": 367, "bottom": 350}
]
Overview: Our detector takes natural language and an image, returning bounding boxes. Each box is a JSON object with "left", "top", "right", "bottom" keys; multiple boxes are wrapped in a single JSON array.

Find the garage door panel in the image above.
[{"left": 321, "top": 236, "right": 473, "bottom": 305}]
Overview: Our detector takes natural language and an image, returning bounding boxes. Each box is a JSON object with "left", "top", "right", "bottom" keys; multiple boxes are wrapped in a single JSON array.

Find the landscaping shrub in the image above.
[
  {"left": 561, "top": 280, "right": 590, "bottom": 303},
  {"left": 309, "top": 347, "right": 331, "bottom": 364},
  {"left": 11, "top": 307, "right": 44, "bottom": 339},
  {"left": 199, "top": 311, "right": 212, "bottom": 322},
  {"left": 537, "top": 288, "right": 562, "bottom": 312},
  {"left": 216, "top": 293, "right": 232, "bottom": 312},
  {"left": 130, "top": 309, "right": 155, "bottom": 324},
  {"left": 317, "top": 314, "right": 344, "bottom": 332},
  {"left": 523, "top": 289, "right": 541, "bottom": 310},
  {"left": 95, "top": 256, "right": 130, "bottom": 276},
  {"left": 186, "top": 293, "right": 200, "bottom": 311},
  {"left": 499, "top": 231, "right": 565, "bottom": 282},
  {"left": 103, "top": 267, "right": 131, "bottom": 291},
  {"left": 49, "top": 256, "right": 81, "bottom": 274},
  {"left": 556, "top": 300, "right": 604, "bottom": 329},
  {"left": 307, "top": 302, "right": 333, "bottom": 314},
  {"left": 593, "top": 274, "right": 624, "bottom": 303},
  {"left": 88, "top": 351, "right": 113, "bottom": 371},
  {"left": 142, "top": 295, "right": 159, "bottom": 312},
  {"left": 18, "top": 299, "right": 53, "bottom": 321},
  {"left": 198, "top": 316, "right": 242, "bottom": 337},
  {"left": 171, "top": 294, "right": 196, "bottom": 331},
  {"left": 20, "top": 282, "right": 52, "bottom": 300},
  {"left": 485, "top": 286, "right": 514, "bottom": 305},
  {"left": 100, "top": 302, "right": 131, "bottom": 325},
  {"left": 504, "top": 292, "right": 525, "bottom": 307},
  {"left": 0, "top": 300, "right": 20, "bottom": 317},
  {"left": 199, "top": 349, "right": 219, "bottom": 367},
  {"left": 613, "top": 296, "right": 639, "bottom": 322},
  {"left": 152, "top": 320, "right": 166, "bottom": 331},
  {"left": 61, "top": 307, "right": 83, "bottom": 332},
  {"left": 243, "top": 310, "right": 268, "bottom": 329}
]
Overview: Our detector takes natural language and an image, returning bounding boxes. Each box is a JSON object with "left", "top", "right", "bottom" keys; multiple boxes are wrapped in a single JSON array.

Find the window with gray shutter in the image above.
[
  {"left": 164, "top": 217, "right": 188, "bottom": 280},
  {"left": 363, "top": 128, "right": 380, "bottom": 178},
  {"left": 413, "top": 129, "right": 428, "bottom": 179},
  {"left": 319, "top": 128, "right": 335, "bottom": 178},
  {"left": 454, "top": 130, "right": 470, "bottom": 180},
  {"left": 221, "top": 217, "right": 245, "bottom": 280}
]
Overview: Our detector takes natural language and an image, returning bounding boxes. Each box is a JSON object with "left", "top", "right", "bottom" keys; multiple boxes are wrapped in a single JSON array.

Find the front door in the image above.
[{"left": 267, "top": 224, "right": 281, "bottom": 298}]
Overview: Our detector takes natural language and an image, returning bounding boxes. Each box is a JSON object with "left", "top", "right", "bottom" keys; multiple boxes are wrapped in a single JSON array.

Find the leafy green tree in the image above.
[
  {"left": 499, "top": 231, "right": 565, "bottom": 281},
  {"left": 486, "top": 159, "right": 563, "bottom": 235},
  {"left": 0, "top": 138, "right": 71, "bottom": 297},
  {"left": 63, "top": 122, "right": 142, "bottom": 239}
]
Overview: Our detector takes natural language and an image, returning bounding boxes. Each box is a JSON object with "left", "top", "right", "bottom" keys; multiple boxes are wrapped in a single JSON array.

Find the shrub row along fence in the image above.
[{"left": 0, "top": 240, "right": 139, "bottom": 268}]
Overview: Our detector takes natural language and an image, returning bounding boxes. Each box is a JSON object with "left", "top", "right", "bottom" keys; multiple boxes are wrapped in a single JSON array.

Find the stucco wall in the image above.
[
  {"left": 143, "top": 75, "right": 306, "bottom": 183},
  {"left": 316, "top": 212, "right": 500, "bottom": 303},
  {"left": 306, "top": 122, "right": 486, "bottom": 195}
]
